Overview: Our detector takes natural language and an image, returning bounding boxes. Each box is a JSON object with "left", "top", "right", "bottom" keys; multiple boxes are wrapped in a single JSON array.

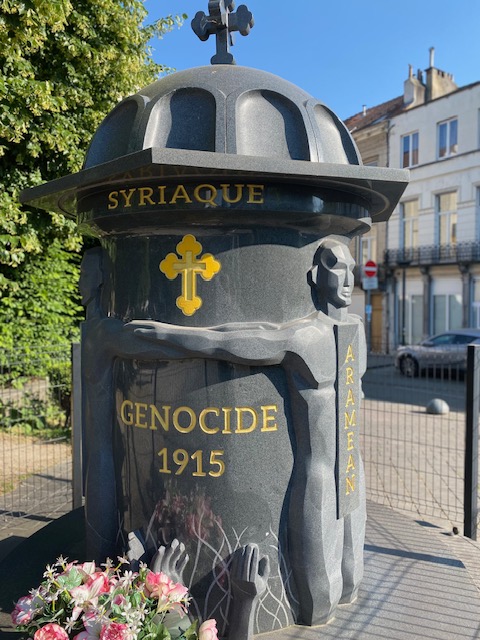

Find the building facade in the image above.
[{"left": 345, "top": 50, "right": 480, "bottom": 352}]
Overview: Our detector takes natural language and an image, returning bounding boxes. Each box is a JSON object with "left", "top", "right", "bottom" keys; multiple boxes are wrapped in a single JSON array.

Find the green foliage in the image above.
[
  {"left": 0, "top": 344, "right": 71, "bottom": 438},
  {"left": 0, "top": 0, "right": 186, "bottom": 358},
  {"left": 0, "top": 239, "right": 81, "bottom": 350},
  {"left": 0, "top": 392, "right": 67, "bottom": 438}
]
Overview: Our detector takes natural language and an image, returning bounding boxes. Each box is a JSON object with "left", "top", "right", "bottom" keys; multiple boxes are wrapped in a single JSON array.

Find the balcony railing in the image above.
[{"left": 385, "top": 241, "right": 480, "bottom": 267}]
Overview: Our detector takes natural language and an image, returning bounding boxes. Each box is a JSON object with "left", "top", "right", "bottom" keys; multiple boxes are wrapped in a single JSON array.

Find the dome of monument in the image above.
[{"left": 84, "top": 65, "right": 361, "bottom": 170}]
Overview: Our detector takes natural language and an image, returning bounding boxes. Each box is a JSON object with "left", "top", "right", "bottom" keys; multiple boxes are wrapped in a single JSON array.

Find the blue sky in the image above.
[{"left": 144, "top": 0, "right": 480, "bottom": 121}]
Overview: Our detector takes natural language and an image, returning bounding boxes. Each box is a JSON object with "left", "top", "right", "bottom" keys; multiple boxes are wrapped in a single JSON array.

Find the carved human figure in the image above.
[
  {"left": 309, "top": 236, "right": 356, "bottom": 321},
  {"left": 308, "top": 237, "right": 367, "bottom": 605},
  {"left": 80, "top": 237, "right": 366, "bottom": 631}
]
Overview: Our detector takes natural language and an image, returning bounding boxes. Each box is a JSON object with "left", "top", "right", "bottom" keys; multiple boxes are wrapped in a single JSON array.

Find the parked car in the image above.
[{"left": 395, "top": 329, "right": 480, "bottom": 377}]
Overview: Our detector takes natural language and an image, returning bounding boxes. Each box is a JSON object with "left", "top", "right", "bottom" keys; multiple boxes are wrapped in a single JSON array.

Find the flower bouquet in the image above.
[{"left": 11, "top": 556, "right": 218, "bottom": 640}]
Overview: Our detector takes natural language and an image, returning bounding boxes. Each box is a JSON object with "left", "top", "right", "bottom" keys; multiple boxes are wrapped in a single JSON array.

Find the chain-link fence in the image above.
[
  {"left": 361, "top": 353, "right": 468, "bottom": 529},
  {"left": 0, "top": 347, "right": 73, "bottom": 528},
  {"left": 0, "top": 344, "right": 478, "bottom": 538}
]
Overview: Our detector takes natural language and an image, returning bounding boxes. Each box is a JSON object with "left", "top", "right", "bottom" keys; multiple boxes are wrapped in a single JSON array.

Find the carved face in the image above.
[{"left": 315, "top": 242, "right": 355, "bottom": 308}]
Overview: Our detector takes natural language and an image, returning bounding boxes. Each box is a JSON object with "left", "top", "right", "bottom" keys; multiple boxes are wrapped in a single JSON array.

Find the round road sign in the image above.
[{"left": 364, "top": 260, "right": 377, "bottom": 277}]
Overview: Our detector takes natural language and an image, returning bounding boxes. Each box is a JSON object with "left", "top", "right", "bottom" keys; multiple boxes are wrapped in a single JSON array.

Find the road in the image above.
[{"left": 363, "top": 362, "right": 466, "bottom": 412}]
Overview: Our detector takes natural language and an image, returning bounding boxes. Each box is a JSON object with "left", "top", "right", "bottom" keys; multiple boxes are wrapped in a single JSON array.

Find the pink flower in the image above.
[
  {"left": 73, "top": 611, "right": 102, "bottom": 639},
  {"left": 99, "top": 622, "right": 129, "bottom": 640},
  {"left": 80, "top": 561, "right": 97, "bottom": 576},
  {"left": 71, "top": 572, "right": 111, "bottom": 605},
  {"left": 144, "top": 571, "right": 188, "bottom": 604},
  {"left": 199, "top": 619, "right": 218, "bottom": 640},
  {"left": 34, "top": 623, "right": 69, "bottom": 640},
  {"left": 11, "top": 595, "right": 41, "bottom": 626},
  {"left": 112, "top": 593, "right": 127, "bottom": 607}
]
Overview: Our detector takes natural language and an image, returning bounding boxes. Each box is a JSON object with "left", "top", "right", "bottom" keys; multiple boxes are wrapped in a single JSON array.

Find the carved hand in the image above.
[
  {"left": 231, "top": 543, "right": 270, "bottom": 600},
  {"left": 126, "top": 530, "right": 149, "bottom": 571},
  {"left": 151, "top": 538, "right": 189, "bottom": 585}
]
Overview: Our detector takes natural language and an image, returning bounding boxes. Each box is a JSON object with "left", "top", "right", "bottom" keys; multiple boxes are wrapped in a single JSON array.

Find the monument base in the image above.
[{"left": 1, "top": 502, "right": 479, "bottom": 639}]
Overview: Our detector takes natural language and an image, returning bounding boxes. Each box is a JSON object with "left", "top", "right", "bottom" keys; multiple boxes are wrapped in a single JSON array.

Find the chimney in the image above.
[
  {"left": 404, "top": 64, "right": 425, "bottom": 108},
  {"left": 425, "top": 47, "right": 457, "bottom": 102}
]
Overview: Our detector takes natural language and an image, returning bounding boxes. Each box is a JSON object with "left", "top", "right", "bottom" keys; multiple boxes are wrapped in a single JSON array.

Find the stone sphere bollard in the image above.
[{"left": 426, "top": 398, "right": 450, "bottom": 415}]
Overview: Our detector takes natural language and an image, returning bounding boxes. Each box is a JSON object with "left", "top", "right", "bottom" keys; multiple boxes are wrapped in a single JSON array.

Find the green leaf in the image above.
[
  {"left": 0, "top": 0, "right": 185, "bottom": 364},
  {"left": 182, "top": 620, "right": 199, "bottom": 640},
  {"left": 56, "top": 566, "right": 83, "bottom": 589}
]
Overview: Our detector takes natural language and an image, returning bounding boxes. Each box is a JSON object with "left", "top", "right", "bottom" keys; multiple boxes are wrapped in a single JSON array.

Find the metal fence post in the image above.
[
  {"left": 464, "top": 344, "right": 479, "bottom": 539},
  {"left": 71, "top": 342, "right": 83, "bottom": 510}
]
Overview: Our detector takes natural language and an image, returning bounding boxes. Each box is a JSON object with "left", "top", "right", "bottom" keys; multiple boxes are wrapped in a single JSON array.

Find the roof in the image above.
[
  {"left": 344, "top": 80, "right": 480, "bottom": 133},
  {"left": 344, "top": 96, "right": 405, "bottom": 132}
]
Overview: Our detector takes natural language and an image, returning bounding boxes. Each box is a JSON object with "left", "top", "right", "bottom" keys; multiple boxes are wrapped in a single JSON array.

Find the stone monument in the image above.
[{"left": 21, "top": 2, "right": 408, "bottom": 637}]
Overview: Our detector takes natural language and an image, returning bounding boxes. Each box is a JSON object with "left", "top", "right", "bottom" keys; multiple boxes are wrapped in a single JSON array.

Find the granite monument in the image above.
[{"left": 21, "top": 2, "right": 409, "bottom": 636}]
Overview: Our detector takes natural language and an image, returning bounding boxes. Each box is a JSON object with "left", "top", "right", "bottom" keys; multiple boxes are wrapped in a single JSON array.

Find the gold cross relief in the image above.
[{"left": 160, "top": 234, "right": 221, "bottom": 316}]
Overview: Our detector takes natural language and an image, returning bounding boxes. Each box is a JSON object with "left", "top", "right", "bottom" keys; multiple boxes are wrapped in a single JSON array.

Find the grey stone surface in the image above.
[
  {"left": 191, "top": 1, "right": 254, "bottom": 66},
  {"left": 21, "top": 65, "right": 408, "bottom": 223},
  {"left": 254, "top": 501, "right": 480, "bottom": 640},
  {"left": 76, "top": 238, "right": 369, "bottom": 636},
  {"left": 2, "top": 503, "right": 480, "bottom": 640},
  {"left": 18, "top": 44, "right": 409, "bottom": 640},
  {"left": 427, "top": 397, "right": 450, "bottom": 414}
]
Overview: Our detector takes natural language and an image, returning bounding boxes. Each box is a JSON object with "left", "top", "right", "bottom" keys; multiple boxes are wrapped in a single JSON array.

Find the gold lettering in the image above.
[
  {"left": 194, "top": 184, "right": 218, "bottom": 207},
  {"left": 138, "top": 187, "right": 155, "bottom": 206},
  {"left": 345, "top": 409, "right": 357, "bottom": 429},
  {"left": 235, "top": 407, "right": 258, "bottom": 434},
  {"left": 346, "top": 454, "right": 356, "bottom": 473},
  {"left": 222, "top": 407, "right": 233, "bottom": 434},
  {"left": 345, "top": 388, "right": 355, "bottom": 407},
  {"left": 158, "top": 185, "right": 167, "bottom": 204},
  {"left": 221, "top": 183, "right": 244, "bottom": 204},
  {"left": 108, "top": 191, "right": 119, "bottom": 210},
  {"left": 120, "top": 400, "right": 133, "bottom": 426},
  {"left": 150, "top": 405, "right": 171, "bottom": 432},
  {"left": 119, "top": 188, "right": 136, "bottom": 207},
  {"left": 171, "top": 184, "right": 193, "bottom": 204},
  {"left": 346, "top": 366, "right": 354, "bottom": 385},
  {"left": 346, "top": 474, "right": 356, "bottom": 495},
  {"left": 345, "top": 344, "right": 355, "bottom": 363},
  {"left": 260, "top": 405, "right": 278, "bottom": 432},
  {"left": 173, "top": 407, "right": 196, "bottom": 434},
  {"left": 246, "top": 184, "right": 265, "bottom": 204},
  {"left": 347, "top": 431, "right": 355, "bottom": 450},
  {"left": 199, "top": 408, "right": 220, "bottom": 434},
  {"left": 119, "top": 401, "right": 280, "bottom": 435},
  {"left": 135, "top": 402, "right": 148, "bottom": 428}
]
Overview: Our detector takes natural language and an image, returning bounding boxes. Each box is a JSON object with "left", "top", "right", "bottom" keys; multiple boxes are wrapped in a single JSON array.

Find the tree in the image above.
[{"left": 0, "top": 0, "right": 185, "bottom": 355}]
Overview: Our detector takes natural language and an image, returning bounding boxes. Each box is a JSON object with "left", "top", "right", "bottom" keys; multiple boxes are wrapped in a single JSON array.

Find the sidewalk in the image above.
[
  {"left": 1, "top": 501, "right": 480, "bottom": 639},
  {"left": 0, "top": 460, "right": 73, "bottom": 563}
]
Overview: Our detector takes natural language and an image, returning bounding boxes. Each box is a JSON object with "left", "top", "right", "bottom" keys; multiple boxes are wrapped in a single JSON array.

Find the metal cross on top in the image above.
[
  {"left": 160, "top": 234, "right": 221, "bottom": 316},
  {"left": 192, "top": 1, "right": 254, "bottom": 65}
]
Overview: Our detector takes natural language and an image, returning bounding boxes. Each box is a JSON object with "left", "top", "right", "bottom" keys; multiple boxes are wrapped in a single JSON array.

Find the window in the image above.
[
  {"left": 472, "top": 278, "right": 480, "bottom": 327},
  {"left": 437, "top": 118, "right": 458, "bottom": 158},
  {"left": 478, "top": 109, "right": 480, "bottom": 149},
  {"left": 400, "top": 200, "right": 418, "bottom": 249},
  {"left": 401, "top": 132, "right": 419, "bottom": 167},
  {"left": 433, "top": 294, "right": 462, "bottom": 334},
  {"left": 401, "top": 294, "right": 424, "bottom": 345},
  {"left": 436, "top": 191, "right": 457, "bottom": 245},
  {"left": 360, "top": 232, "right": 377, "bottom": 264},
  {"left": 477, "top": 186, "right": 480, "bottom": 240}
]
